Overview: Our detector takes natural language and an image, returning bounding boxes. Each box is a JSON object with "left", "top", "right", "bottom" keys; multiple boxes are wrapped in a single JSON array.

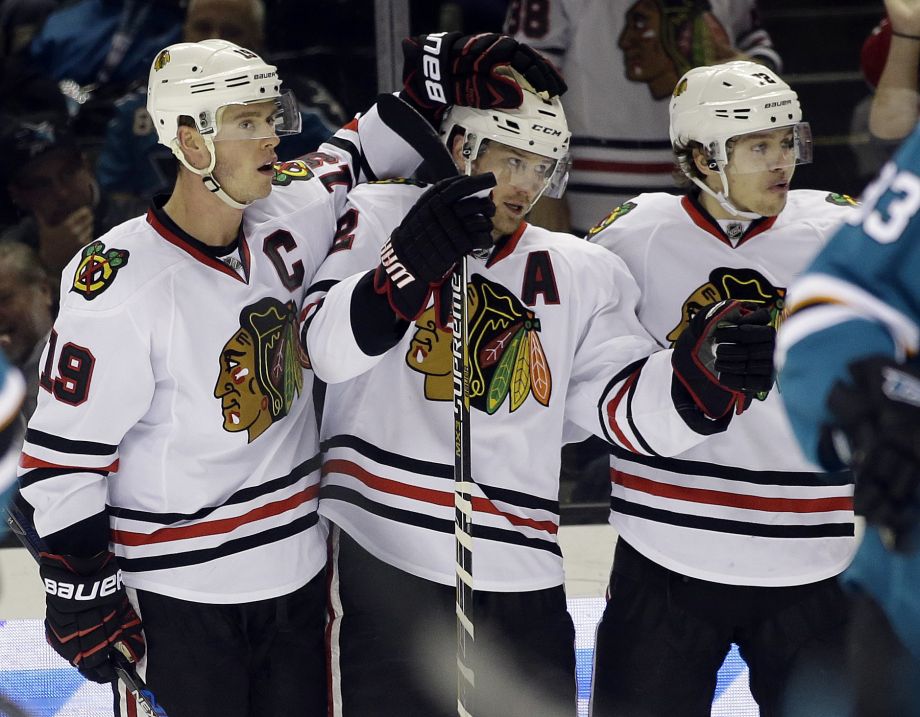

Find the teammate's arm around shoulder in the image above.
[{"left": 304, "top": 175, "right": 495, "bottom": 383}]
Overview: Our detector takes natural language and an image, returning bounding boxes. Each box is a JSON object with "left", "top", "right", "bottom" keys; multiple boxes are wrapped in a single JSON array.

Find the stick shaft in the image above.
[{"left": 452, "top": 258, "right": 475, "bottom": 716}]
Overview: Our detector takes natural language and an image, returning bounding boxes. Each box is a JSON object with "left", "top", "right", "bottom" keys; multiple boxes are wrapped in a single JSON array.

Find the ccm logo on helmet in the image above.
[
  {"left": 44, "top": 572, "right": 123, "bottom": 600},
  {"left": 532, "top": 124, "right": 562, "bottom": 137},
  {"left": 422, "top": 32, "right": 448, "bottom": 104}
]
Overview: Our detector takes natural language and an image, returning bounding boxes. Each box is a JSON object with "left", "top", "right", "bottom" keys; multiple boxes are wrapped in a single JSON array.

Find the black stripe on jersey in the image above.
[
  {"left": 118, "top": 511, "right": 320, "bottom": 573},
  {"left": 325, "top": 136, "right": 375, "bottom": 183},
  {"left": 19, "top": 466, "right": 109, "bottom": 489},
  {"left": 571, "top": 137, "right": 673, "bottom": 150},
  {"left": 25, "top": 428, "right": 117, "bottom": 456},
  {"left": 110, "top": 454, "right": 321, "bottom": 524},
  {"left": 323, "top": 434, "right": 559, "bottom": 514},
  {"left": 477, "top": 481, "right": 559, "bottom": 516},
  {"left": 624, "top": 366, "right": 661, "bottom": 458},
  {"left": 610, "top": 497, "right": 855, "bottom": 539},
  {"left": 324, "top": 434, "right": 450, "bottom": 477},
  {"left": 608, "top": 445, "right": 852, "bottom": 488},
  {"left": 322, "top": 485, "right": 563, "bottom": 556},
  {"left": 597, "top": 357, "right": 649, "bottom": 448},
  {"left": 305, "top": 278, "right": 340, "bottom": 296}
]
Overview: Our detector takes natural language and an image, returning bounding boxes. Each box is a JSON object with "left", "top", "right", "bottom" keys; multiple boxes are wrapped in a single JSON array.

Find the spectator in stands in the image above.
[
  {"left": 0, "top": 0, "right": 57, "bottom": 58},
  {"left": 95, "top": 0, "right": 337, "bottom": 222},
  {"left": 862, "top": 0, "right": 920, "bottom": 141},
  {"left": 0, "top": 117, "right": 110, "bottom": 284},
  {"left": 504, "top": 0, "right": 780, "bottom": 235},
  {"left": 0, "top": 242, "right": 52, "bottom": 423},
  {"left": 27, "top": 0, "right": 184, "bottom": 139}
]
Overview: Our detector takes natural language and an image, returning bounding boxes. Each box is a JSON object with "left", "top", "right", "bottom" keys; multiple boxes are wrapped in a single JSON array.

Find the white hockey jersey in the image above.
[
  {"left": 305, "top": 181, "right": 729, "bottom": 592},
  {"left": 505, "top": 0, "right": 781, "bottom": 233},
  {"left": 588, "top": 190, "right": 859, "bottom": 586},
  {"left": 18, "top": 111, "right": 428, "bottom": 604}
]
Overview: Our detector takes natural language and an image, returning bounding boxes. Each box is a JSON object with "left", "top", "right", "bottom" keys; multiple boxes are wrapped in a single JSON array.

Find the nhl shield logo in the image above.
[
  {"left": 153, "top": 49, "right": 170, "bottom": 71},
  {"left": 71, "top": 241, "right": 129, "bottom": 300}
]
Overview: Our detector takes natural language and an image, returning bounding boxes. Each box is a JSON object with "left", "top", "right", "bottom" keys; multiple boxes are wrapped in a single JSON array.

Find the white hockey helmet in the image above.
[
  {"left": 147, "top": 39, "right": 301, "bottom": 208},
  {"left": 439, "top": 88, "right": 572, "bottom": 207},
  {"left": 669, "top": 61, "right": 812, "bottom": 217}
]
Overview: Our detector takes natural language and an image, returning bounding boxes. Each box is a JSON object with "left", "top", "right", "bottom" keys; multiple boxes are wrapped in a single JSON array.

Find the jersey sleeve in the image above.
[
  {"left": 303, "top": 186, "right": 415, "bottom": 383},
  {"left": 565, "top": 249, "right": 728, "bottom": 457},
  {"left": 18, "top": 302, "right": 155, "bottom": 553},
  {"left": 315, "top": 95, "right": 433, "bottom": 211},
  {"left": 778, "top": 130, "right": 920, "bottom": 467},
  {"left": 504, "top": 0, "right": 579, "bottom": 68}
]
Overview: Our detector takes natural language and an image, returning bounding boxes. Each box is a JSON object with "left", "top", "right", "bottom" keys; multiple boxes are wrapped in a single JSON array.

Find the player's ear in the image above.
[
  {"left": 175, "top": 124, "right": 211, "bottom": 170},
  {"left": 693, "top": 147, "right": 717, "bottom": 177},
  {"left": 449, "top": 134, "right": 465, "bottom": 167}
]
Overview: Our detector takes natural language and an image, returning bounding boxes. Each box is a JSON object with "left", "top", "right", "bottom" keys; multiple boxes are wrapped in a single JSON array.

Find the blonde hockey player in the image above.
[{"left": 304, "top": 57, "right": 775, "bottom": 716}]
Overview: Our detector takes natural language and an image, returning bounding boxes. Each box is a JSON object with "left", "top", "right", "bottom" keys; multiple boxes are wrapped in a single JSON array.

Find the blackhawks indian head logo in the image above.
[
  {"left": 406, "top": 275, "right": 552, "bottom": 413},
  {"left": 667, "top": 267, "right": 786, "bottom": 344},
  {"left": 71, "top": 241, "right": 129, "bottom": 300},
  {"left": 214, "top": 297, "right": 308, "bottom": 443}
]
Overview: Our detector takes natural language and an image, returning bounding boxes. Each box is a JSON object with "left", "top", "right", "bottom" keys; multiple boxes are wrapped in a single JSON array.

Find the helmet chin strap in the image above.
[
  {"left": 688, "top": 163, "right": 761, "bottom": 221},
  {"left": 171, "top": 136, "right": 250, "bottom": 210}
]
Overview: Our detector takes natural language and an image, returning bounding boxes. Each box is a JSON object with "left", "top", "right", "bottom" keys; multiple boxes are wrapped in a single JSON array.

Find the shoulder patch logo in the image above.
[
  {"left": 587, "top": 201, "right": 637, "bottom": 237},
  {"left": 71, "top": 241, "right": 129, "bottom": 300},
  {"left": 271, "top": 160, "right": 314, "bottom": 186},
  {"left": 825, "top": 192, "right": 858, "bottom": 207}
]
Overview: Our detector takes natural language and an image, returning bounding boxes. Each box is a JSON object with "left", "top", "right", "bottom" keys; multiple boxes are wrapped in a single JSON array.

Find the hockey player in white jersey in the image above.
[
  {"left": 504, "top": 0, "right": 781, "bottom": 235},
  {"left": 14, "top": 36, "right": 566, "bottom": 717},
  {"left": 303, "top": 61, "right": 775, "bottom": 715},
  {"left": 586, "top": 60, "right": 858, "bottom": 716}
]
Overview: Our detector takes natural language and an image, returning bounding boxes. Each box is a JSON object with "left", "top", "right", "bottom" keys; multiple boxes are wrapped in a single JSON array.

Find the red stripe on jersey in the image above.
[
  {"left": 612, "top": 469, "right": 854, "bottom": 513},
  {"left": 605, "top": 373, "right": 640, "bottom": 454},
  {"left": 572, "top": 158, "right": 674, "bottom": 174},
  {"left": 19, "top": 453, "right": 119, "bottom": 472},
  {"left": 324, "top": 458, "right": 558, "bottom": 534},
  {"left": 111, "top": 485, "right": 319, "bottom": 546}
]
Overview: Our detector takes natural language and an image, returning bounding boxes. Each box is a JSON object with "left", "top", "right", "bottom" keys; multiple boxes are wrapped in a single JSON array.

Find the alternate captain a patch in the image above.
[{"left": 71, "top": 241, "right": 129, "bottom": 300}]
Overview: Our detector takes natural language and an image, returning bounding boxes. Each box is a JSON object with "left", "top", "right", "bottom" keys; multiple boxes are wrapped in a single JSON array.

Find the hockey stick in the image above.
[
  {"left": 375, "top": 93, "right": 476, "bottom": 716},
  {"left": 4, "top": 499, "right": 169, "bottom": 717}
]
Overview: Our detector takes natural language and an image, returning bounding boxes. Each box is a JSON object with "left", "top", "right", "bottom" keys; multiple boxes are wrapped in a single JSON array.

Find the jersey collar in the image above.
[
  {"left": 680, "top": 194, "right": 777, "bottom": 249},
  {"left": 146, "top": 196, "right": 252, "bottom": 283},
  {"left": 486, "top": 221, "right": 528, "bottom": 267}
]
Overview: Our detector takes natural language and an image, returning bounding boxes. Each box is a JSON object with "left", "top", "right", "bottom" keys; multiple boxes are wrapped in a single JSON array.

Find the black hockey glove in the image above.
[
  {"left": 40, "top": 551, "right": 145, "bottom": 683},
  {"left": 374, "top": 173, "right": 495, "bottom": 323},
  {"left": 401, "top": 32, "right": 566, "bottom": 120},
  {"left": 824, "top": 356, "right": 920, "bottom": 551},
  {"left": 671, "top": 300, "right": 775, "bottom": 425}
]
